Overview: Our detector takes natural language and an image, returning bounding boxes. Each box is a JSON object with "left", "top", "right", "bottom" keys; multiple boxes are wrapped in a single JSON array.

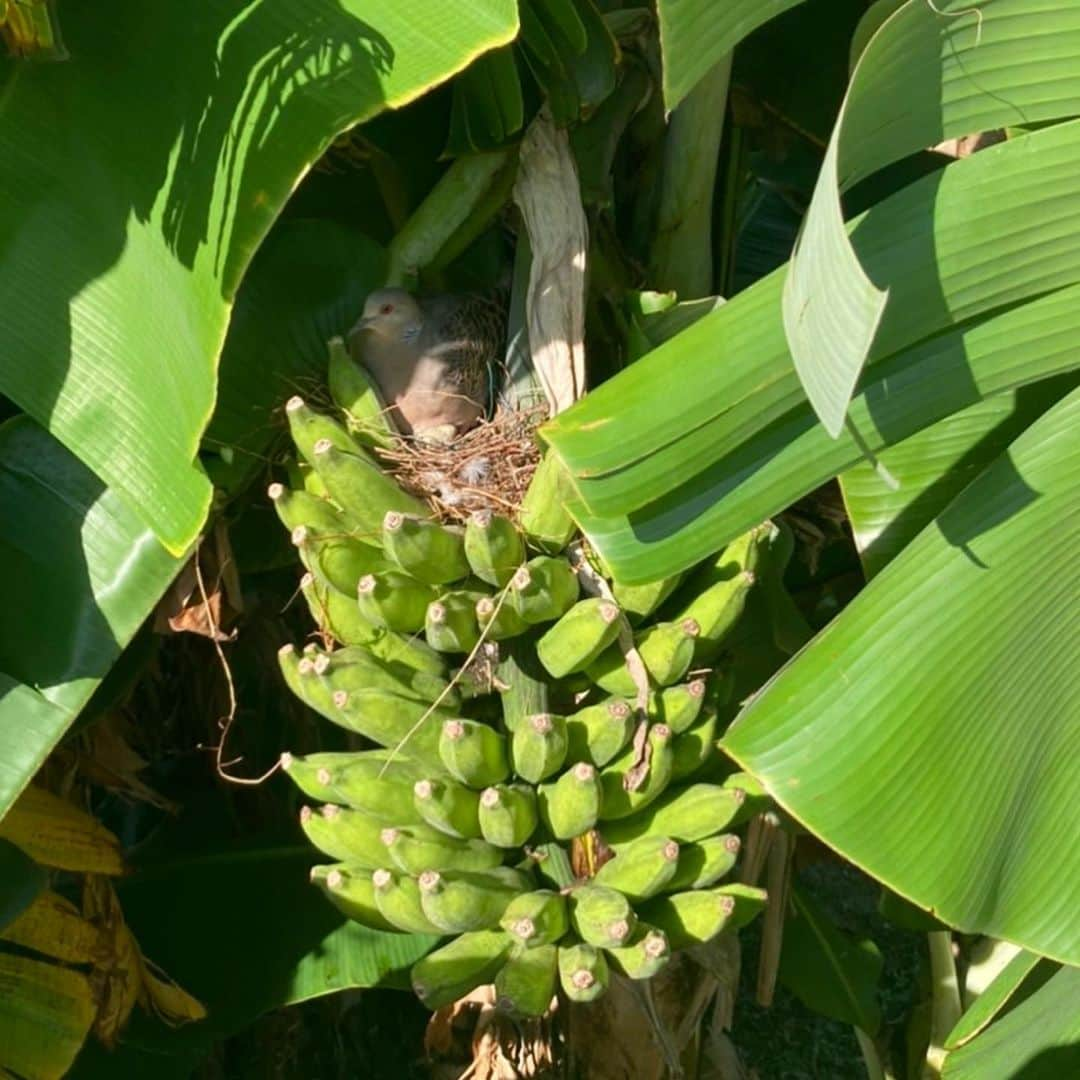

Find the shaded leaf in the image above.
[
  {"left": 946, "top": 950, "right": 1044, "bottom": 1051},
  {"left": 943, "top": 966, "right": 1080, "bottom": 1079},
  {"left": 0, "top": 418, "right": 183, "bottom": 819},
  {"left": 841, "top": 375, "right": 1077, "bottom": 578},
  {"left": 658, "top": 0, "right": 807, "bottom": 110},
  {"left": 779, "top": 884, "right": 883, "bottom": 1034},
  {"left": 0, "top": 953, "right": 96, "bottom": 1080},
  {"left": 0, "top": 838, "right": 46, "bottom": 931}
]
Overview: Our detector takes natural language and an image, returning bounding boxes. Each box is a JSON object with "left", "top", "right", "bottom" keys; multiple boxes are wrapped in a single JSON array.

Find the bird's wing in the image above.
[{"left": 424, "top": 292, "right": 509, "bottom": 406}]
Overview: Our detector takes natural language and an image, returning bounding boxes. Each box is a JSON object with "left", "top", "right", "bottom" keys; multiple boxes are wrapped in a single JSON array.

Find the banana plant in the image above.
[{"left": 543, "top": 0, "right": 1080, "bottom": 978}]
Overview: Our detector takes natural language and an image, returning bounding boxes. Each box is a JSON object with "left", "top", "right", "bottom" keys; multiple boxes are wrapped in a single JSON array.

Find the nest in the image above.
[{"left": 376, "top": 407, "right": 547, "bottom": 525}]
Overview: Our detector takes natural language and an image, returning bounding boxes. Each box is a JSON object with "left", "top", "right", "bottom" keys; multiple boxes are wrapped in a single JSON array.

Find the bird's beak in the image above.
[{"left": 348, "top": 316, "right": 376, "bottom": 341}]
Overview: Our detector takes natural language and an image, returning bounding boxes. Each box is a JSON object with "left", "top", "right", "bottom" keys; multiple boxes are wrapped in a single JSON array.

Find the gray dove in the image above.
[{"left": 348, "top": 287, "right": 507, "bottom": 443}]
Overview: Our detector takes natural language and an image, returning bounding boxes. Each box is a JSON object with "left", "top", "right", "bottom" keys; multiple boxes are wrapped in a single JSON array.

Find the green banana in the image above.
[
  {"left": 328, "top": 689, "right": 446, "bottom": 771},
  {"left": 425, "top": 591, "right": 484, "bottom": 654},
  {"left": 673, "top": 525, "right": 767, "bottom": 660},
  {"left": 612, "top": 572, "right": 684, "bottom": 623},
  {"left": 712, "top": 882, "right": 768, "bottom": 931},
  {"left": 313, "top": 644, "right": 455, "bottom": 707},
  {"left": 292, "top": 524, "right": 393, "bottom": 596},
  {"left": 413, "top": 777, "right": 483, "bottom": 839},
  {"left": 286, "top": 395, "right": 361, "bottom": 465},
  {"left": 311, "top": 439, "right": 427, "bottom": 535},
  {"left": 568, "top": 884, "right": 636, "bottom": 949},
  {"left": 539, "top": 762, "right": 603, "bottom": 840},
  {"left": 382, "top": 511, "right": 470, "bottom": 584},
  {"left": 591, "top": 834, "right": 680, "bottom": 902},
  {"left": 494, "top": 943, "right": 558, "bottom": 1017},
  {"left": 372, "top": 867, "right": 444, "bottom": 933},
  {"left": 565, "top": 697, "right": 634, "bottom": 766},
  {"left": 417, "top": 867, "right": 528, "bottom": 932},
  {"left": 326, "top": 336, "right": 396, "bottom": 450},
  {"left": 665, "top": 835, "right": 741, "bottom": 892},
  {"left": 299, "top": 805, "right": 387, "bottom": 865},
  {"left": 508, "top": 556, "right": 580, "bottom": 624},
  {"left": 637, "top": 886, "right": 745, "bottom": 949},
  {"left": 300, "top": 572, "right": 381, "bottom": 648},
  {"left": 475, "top": 595, "right": 529, "bottom": 641},
  {"left": 280, "top": 752, "right": 341, "bottom": 804},
  {"left": 604, "top": 925, "right": 671, "bottom": 980},
  {"left": 497, "top": 638, "right": 551, "bottom": 733},
  {"left": 283, "top": 752, "right": 420, "bottom": 822},
  {"left": 286, "top": 457, "right": 329, "bottom": 498},
  {"left": 369, "top": 629, "right": 448, "bottom": 677},
  {"left": 598, "top": 723, "right": 674, "bottom": 820},
  {"left": 464, "top": 510, "right": 525, "bottom": 586},
  {"left": 536, "top": 598, "right": 622, "bottom": 678},
  {"left": 279, "top": 645, "right": 337, "bottom": 722},
  {"left": 268, "top": 483, "right": 348, "bottom": 535},
  {"left": 411, "top": 928, "right": 513, "bottom": 1010},
  {"left": 557, "top": 941, "right": 609, "bottom": 1003},
  {"left": 650, "top": 679, "right": 707, "bottom": 734},
  {"left": 669, "top": 710, "right": 720, "bottom": 781},
  {"left": 600, "top": 783, "right": 746, "bottom": 847},
  {"left": 517, "top": 452, "right": 576, "bottom": 554},
  {"left": 380, "top": 825, "right": 504, "bottom": 875},
  {"left": 510, "top": 713, "right": 568, "bottom": 784},
  {"left": 722, "top": 771, "right": 771, "bottom": 826},
  {"left": 438, "top": 719, "right": 510, "bottom": 788},
  {"left": 589, "top": 618, "right": 700, "bottom": 695},
  {"left": 319, "top": 761, "right": 424, "bottom": 824},
  {"left": 499, "top": 890, "right": 568, "bottom": 949},
  {"left": 311, "top": 865, "right": 397, "bottom": 932},
  {"left": 478, "top": 784, "right": 539, "bottom": 848},
  {"left": 357, "top": 570, "right": 438, "bottom": 633}
]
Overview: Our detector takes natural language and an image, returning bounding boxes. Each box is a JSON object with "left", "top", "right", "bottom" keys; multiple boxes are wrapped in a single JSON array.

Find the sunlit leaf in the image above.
[
  {"left": 0, "top": 0, "right": 520, "bottom": 552},
  {"left": 724, "top": 386, "right": 1080, "bottom": 961}
]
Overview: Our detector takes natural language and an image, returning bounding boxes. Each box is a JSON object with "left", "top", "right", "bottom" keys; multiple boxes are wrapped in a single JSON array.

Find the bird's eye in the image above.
[{"left": 380, "top": 303, "right": 394, "bottom": 315}]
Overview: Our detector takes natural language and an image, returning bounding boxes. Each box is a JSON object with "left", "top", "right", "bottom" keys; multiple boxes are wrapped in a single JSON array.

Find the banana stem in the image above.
[
  {"left": 650, "top": 54, "right": 732, "bottom": 299},
  {"left": 386, "top": 149, "right": 514, "bottom": 285},
  {"left": 922, "top": 930, "right": 962, "bottom": 1079},
  {"left": 855, "top": 1028, "right": 894, "bottom": 1080}
]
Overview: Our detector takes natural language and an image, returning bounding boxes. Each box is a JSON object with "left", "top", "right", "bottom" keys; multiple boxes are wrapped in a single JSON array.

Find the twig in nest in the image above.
[{"left": 376, "top": 408, "right": 545, "bottom": 525}]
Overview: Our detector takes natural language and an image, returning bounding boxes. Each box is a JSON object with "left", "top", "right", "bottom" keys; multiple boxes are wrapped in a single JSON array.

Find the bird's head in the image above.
[{"left": 349, "top": 288, "right": 423, "bottom": 344}]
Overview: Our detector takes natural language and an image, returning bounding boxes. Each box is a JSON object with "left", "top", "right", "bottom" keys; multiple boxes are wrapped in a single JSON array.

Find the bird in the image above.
[{"left": 347, "top": 287, "right": 507, "bottom": 443}]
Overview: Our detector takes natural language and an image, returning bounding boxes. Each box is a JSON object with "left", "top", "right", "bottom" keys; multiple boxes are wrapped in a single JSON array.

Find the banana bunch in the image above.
[{"left": 275, "top": 340, "right": 768, "bottom": 1016}]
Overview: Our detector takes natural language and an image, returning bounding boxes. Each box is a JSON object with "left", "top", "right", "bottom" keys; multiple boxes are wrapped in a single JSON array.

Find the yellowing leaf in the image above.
[
  {"left": 83, "top": 876, "right": 142, "bottom": 1048},
  {"left": 0, "top": 786, "right": 124, "bottom": 875},
  {"left": 140, "top": 961, "right": 208, "bottom": 1026},
  {"left": 1, "top": 890, "right": 106, "bottom": 965},
  {"left": 0, "top": 0, "right": 66, "bottom": 60},
  {"left": 0, "top": 953, "right": 95, "bottom": 1080}
]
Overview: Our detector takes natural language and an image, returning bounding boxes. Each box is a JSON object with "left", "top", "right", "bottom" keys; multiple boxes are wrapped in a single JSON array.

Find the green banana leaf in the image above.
[
  {"left": 0, "top": 0, "right": 519, "bottom": 554},
  {"left": 69, "top": 807, "right": 438, "bottom": 1079},
  {"left": 942, "top": 965, "right": 1080, "bottom": 1079},
  {"left": 778, "top": 884, "right": 883, "bottom": 1035},
  {"left": 723, "top": 385, "right": 1080, "bottom": 962},
  {"left": 783, "top": 0, "right": 1080, "bottom": 436},
  {"left": 207, "top": 218, "right": 386, "bottom": 491},
  {"left": 945, "top": 950, "right": 1045, "bottom": 1051},
  {"left": 657, "top": 0, "right": 807, "bottom": 109},
  {"left": 542, "top": 117, "right": 1080, "bottom": 581},
  {"left": 841, "top": 375, "right": 1078, "bottom": 579},
  {"left": 0, "top": 838, "right": 46, "bottom": 931},
  {"left": 0, "top": 419, "right": 183, "bottom": 820}
]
